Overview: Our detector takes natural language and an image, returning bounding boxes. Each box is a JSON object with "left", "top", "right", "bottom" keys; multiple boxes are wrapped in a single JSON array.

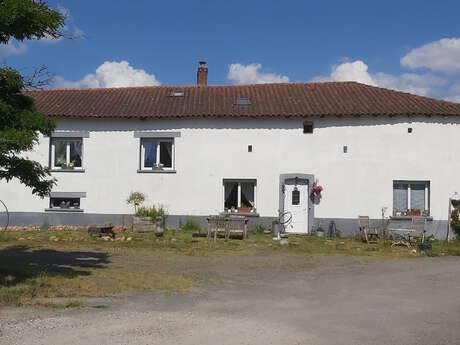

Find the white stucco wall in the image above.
[{"left": 1, "top": 115, "right": 459, "bottom": 221}]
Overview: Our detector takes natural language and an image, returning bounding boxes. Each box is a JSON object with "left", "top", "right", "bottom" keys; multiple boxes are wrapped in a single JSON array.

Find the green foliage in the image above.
[
  {"left": 0, "top": 1, "right": 66, "bottom": 197},
  {"left": 451, "top": 206, "right": 460, "bottom": 239},
  {"left": 0, "top": 0, "right": 65, "bottom": 44},
  {"left": 136, "top": 205, "right": 166, "bottom": 219},
  {"left": 126, "top": 191, "right": 145, "bottom": 212},
  {"left": 254, "top": 224, "right": 267, "bottom": 233},
  {"left": 180, "top": 219, "right": 200, "bottom": 231}
]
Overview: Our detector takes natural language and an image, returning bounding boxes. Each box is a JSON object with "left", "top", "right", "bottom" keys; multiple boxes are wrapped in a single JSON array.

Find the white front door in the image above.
[{"left": 283, "top": 179, "right": 309, "bottom": 234}]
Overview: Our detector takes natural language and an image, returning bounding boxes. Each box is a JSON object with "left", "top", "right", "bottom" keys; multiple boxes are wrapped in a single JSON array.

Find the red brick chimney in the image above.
[{"left": 197, "top": 61, "right": 208, "bottom": 86}]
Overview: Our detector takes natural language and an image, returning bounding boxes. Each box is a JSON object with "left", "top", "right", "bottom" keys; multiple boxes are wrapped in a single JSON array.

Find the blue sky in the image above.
[{"left": 2, "top": 0, "right": 460, "bottom": 101}]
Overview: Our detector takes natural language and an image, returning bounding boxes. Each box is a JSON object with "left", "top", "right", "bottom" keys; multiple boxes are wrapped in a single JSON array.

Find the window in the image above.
[
  {"left": 223, "top": 179, "right": 257, "bottom": 213},
  {"left": 303, "top": 121, "right": 313, "bottom": 134},
  {"left": 140, "top": 138, "right": 174, "bottom": 170},
  {"left": 50, "top": 138, "right": 83, "bottom": 170},
  {"left": 292, "top": 189, "right": 300, "bottom": 205},
  {"left": 235, "top": 98, "right": 250, "bottom": 106},
  {"left": 50, "top": 197, "right": 81, "bottom": 210},
  {"left": 393, "top": 181, "right": 430, "bottom": 216},
  {"left": 170, "top": 91, "right": 184, "bottom": 97}
]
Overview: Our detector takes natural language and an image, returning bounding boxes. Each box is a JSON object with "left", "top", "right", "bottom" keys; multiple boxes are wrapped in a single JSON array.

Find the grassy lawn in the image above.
[{"left": 1, "top": 228, "right": 459, "bottom": 308}]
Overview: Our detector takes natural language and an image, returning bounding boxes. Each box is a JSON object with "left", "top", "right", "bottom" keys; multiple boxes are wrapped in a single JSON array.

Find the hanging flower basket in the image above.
[{"left": 311, "top": 183, "right": 323, "bottom": 197}]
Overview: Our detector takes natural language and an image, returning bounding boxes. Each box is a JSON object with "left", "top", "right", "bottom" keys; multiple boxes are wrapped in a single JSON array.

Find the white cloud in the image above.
[
  {"left": 0, "top": 39, "right": 27, "bottom": 57},
  {"left": 401, "top": 38, "right": 460, "bottom": 74},
  {"left": 445, "top": 83, "right": 460, "bottom": 103},
  {"left": 318, "top": 59, "right": 447, "bottom": 96},
  {"left": 228, "top": 63, "right": 289, "bottom": 84},
  {"left": 329, "top": 60, "right": 376, "bottom": 86},
  {"left": 373, "top": 72, "right": 447, "bottom": 96},
  {"left": 53, "top": 61, "right": 161, "bottom": 88}
]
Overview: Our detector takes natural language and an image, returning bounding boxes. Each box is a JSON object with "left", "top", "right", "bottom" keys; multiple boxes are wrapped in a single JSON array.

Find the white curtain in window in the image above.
[
  {"left": 411, "top": 184, "right": 425, "bottom": 211},
  {"left": 69, "top": 140, "right": 82, "bottom": 167},
  {"left": 393, "top": 183, "right": 408, "bottom": 211}
]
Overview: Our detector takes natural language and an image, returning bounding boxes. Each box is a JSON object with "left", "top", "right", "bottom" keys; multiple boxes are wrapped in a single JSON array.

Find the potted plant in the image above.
[
  {"left": 133, "top": 204, "right": 166, "bottom": 234},
  {"left": 126, "top": 191, "right": 145, "bottom": 214},
  {"left": 316, "top": 226, "right": 325, "bottom": 237}
]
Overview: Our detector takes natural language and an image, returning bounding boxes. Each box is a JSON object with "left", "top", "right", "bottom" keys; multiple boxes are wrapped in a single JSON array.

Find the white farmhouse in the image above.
[{"left": 2, "top": 62, "right": 460, "bottom": 238}]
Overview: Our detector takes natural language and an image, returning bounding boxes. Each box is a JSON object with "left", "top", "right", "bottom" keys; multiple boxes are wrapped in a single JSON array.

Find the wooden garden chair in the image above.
[
  {"left": 207, "top": 215, "right": 227, "bottom": 241},
  {"left": 408, "top": 216, "right": 426, "bottom": 245},
  {"left": 226, "top": 215, "right": 248, "bottom": 240},
  {"left": 358, "top": 216, "right": 379, "bottom": 244}
]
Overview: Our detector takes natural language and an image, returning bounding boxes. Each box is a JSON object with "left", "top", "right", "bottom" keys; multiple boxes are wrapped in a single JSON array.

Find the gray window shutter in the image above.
[
  {"left": 393, "top": 183, "right": 408, "bottom": 211},
  {"left": 410, "top": 184, "right": 425, "bottom": 211}
]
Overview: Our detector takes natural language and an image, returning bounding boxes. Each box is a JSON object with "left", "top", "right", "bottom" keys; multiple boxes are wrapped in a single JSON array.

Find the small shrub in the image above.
[
  {"left": 451, "top": 206, "right": 460, "bottom": 239},
  {"left": 127, "top": 191, "right": 146, "bottom": 213},
  {"left": 180, "top": 219, "right": 200, "bottom": 231},
  {"left": 136, "top": 205, "right": 165, "bottom": 219},
  {"left": 254, "top": 224, "right": 266, "bottom": 233}
]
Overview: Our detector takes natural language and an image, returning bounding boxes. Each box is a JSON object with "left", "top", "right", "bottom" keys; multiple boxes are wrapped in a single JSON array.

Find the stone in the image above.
[
  {"left": 280, "top": 239, "right": 289, "bottom": 246},
  {"left": 126, "top": 237, "right": 132, "bottom": 241}
]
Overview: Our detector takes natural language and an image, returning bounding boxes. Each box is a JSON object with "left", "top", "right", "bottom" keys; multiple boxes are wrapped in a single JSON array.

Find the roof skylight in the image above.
[
  {"left": 235, "top": 98, "right": 250, "bottom": 105},
  {"left": 170, "top": 91, "right": 185, "bottom": 97}
]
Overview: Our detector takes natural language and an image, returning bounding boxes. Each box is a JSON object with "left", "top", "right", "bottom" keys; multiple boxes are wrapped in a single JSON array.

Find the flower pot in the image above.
[{"left": 133, "top": 216, "right": 155, "bottom": 232}]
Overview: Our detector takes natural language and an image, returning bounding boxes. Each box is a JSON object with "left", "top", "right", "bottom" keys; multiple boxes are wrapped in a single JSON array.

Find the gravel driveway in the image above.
[{"left": 1, "top": 256, "right": 460, "bottom": 345}]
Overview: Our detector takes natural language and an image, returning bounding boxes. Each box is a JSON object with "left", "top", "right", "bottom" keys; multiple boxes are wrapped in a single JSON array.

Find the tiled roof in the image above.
[{"left": 27, "top": 82, "right": 460, "bottom": 119}]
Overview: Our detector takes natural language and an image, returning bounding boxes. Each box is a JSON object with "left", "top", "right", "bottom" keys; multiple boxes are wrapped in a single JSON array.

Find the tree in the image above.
[
  {"left": 126, "top": 192, "right": 146, "bottom": 214},
  {"left": 0, "top": 1, "right": 65, "bottom": 197}
]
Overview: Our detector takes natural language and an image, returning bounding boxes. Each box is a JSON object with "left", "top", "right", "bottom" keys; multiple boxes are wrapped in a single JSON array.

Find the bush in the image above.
[
  {"left": 452, "top": 207, "right": 460, "bottom": 239},
  {"left": 180, "top": 219, "right": 200, "bottom": 231},
  {"left": 136, "top": 205, "right": 165, "bottom": 219},
  {"left": 254, "top": 224, "right": 267, "bottom": 233},
  {"left": 127, "top": 192, "right": 145, "bottom": 213}
]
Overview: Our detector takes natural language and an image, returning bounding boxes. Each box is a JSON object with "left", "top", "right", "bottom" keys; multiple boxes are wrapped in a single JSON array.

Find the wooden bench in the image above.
[
  {"left": 388, "top": 217, "right": 426, "bottom": 248},
  {"left": 207, "top": 215, "right": 248, "bottom": 240}
]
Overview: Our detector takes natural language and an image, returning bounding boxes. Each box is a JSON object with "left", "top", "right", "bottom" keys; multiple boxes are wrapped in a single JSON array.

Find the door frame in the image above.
[{"left": 279, "top": 173, "right": 315, "bottom": 234}]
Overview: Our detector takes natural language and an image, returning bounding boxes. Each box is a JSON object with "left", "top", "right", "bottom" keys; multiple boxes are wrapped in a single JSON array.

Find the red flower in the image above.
[{"left": 312, "top": 183, "right": 323, "bottom": 195}]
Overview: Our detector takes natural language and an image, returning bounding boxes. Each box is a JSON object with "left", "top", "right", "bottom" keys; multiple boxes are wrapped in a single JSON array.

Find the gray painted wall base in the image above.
[
  {"left": 313, "top": 218, "right": 449, "bottom": 239},
  {"left": 4, "top": 212, "right": 450, "bottom": 239},
  {"left": 7, "top": 212, "right": 132, "bottom": 227}
]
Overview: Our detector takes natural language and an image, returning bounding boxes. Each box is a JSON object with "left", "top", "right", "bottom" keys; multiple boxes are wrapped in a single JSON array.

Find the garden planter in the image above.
[
  {"left": 133, "top": 216, "right": 155, "bottom": 232},
  {"left": 237, "top": 207, "right": 252, "bottom": 213},
  {"left": 316, "top": 230, "right": 325, "bottom": 238}
]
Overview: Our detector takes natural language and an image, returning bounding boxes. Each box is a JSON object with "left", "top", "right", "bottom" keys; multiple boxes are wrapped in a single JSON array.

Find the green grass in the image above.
[{"left": 0, "top": 227, "right": 459, "bottom": 307}]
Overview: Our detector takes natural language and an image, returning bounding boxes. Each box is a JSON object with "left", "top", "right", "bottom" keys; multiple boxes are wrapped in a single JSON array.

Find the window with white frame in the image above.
[
  {"left": 223, "top": 179, "right": 257, "bottom": 213},
  {"left": 50, "top": 197, "right": 81, "bottom": 210},
  {"left": 50, "top": 138, "right": 83, "bottom": 170},
  {"left": 393, "top": 181, "right": 430, "bottom": 216},
  {"left": 140, "top": 138, "right": 174, "bottom": 170}
]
